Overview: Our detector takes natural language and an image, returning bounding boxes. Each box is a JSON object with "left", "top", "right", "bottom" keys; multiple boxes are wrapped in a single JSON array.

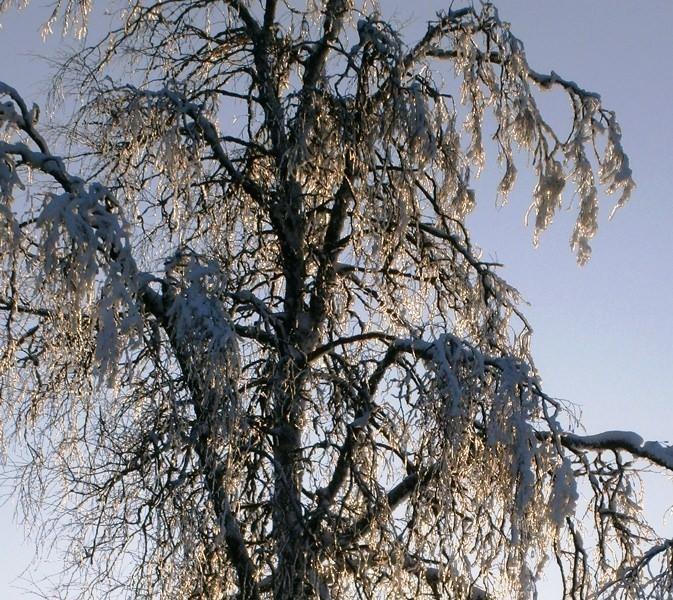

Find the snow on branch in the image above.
[
  {"left": 0, "top": 81, "right": 157, "bottom": 382},
  {"left": 163, "top": 250, "right": 242, "bottom": 428},
  {"left": 559, "top": 430, "right": 673, "bottom": 472},
  {"left": 366, "top": 331, "right": 673, "bottom": 594}
]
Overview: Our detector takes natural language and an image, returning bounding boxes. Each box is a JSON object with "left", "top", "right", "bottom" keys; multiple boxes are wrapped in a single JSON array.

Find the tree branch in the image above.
[
  {"left": 301, "top": 0, "right": 348, "bottom": 90},
  {"left": 556, "top": 430, "right": 673, "bottom": 472}
]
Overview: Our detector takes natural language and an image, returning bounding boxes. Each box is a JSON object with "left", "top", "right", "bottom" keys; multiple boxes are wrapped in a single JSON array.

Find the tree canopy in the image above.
[{"left": 0, "top": 1, "right": 669, "bottom": 599}]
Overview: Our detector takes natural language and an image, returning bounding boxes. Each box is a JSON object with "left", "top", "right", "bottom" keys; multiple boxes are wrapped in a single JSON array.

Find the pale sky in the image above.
[{"left": 1, "top": 1, "right": 672, "bottom": 597}]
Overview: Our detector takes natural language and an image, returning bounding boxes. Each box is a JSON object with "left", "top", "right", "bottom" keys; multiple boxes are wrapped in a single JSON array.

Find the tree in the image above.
[{"left": 0, "top": 1, "right": 668, "bottom": 598}]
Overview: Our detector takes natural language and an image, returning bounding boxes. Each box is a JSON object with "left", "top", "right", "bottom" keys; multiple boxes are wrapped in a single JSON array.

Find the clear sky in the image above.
[{"left": 1, "top": 1, "right": 672, "bottom": 597}]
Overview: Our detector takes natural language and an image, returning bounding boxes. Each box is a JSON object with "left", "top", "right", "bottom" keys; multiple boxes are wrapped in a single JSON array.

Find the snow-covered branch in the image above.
[{"left": 558, "top": 430, "right": 673, "bottom": 472}]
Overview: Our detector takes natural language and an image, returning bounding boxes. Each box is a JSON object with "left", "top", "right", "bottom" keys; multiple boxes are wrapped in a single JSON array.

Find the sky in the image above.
[{"left": 0, "top": 1, "right": 672, "bottom": 597}]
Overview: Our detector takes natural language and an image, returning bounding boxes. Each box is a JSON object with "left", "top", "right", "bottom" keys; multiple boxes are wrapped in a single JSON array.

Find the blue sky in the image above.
[{"left": 1, "top": 1, "right": 672, "bottom": 597}]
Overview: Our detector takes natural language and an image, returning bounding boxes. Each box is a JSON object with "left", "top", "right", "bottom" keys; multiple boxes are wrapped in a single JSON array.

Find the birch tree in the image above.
[{"left": 0, "top": 1, "right": 669, "bottom": 599}]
